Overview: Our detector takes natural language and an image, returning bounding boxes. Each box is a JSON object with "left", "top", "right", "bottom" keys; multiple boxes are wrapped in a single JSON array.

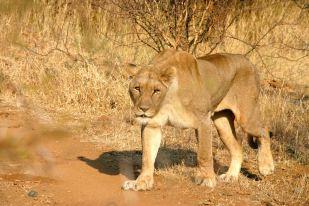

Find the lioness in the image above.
[{"left": 122, "top": 49, "right": 274, "bottom": 191}]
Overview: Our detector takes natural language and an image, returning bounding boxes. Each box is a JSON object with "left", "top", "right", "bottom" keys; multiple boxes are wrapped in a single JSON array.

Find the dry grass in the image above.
[
  {"left": 1, "top": 0, "right": 306, "bottom": 157},
  {"left": 0, "top": 0, "right": 308, "bottom": 204}
]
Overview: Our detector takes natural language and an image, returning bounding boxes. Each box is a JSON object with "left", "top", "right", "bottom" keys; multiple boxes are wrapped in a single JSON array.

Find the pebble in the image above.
[{"left": 28, "top": 190, "right": 38, "bottom": 198}]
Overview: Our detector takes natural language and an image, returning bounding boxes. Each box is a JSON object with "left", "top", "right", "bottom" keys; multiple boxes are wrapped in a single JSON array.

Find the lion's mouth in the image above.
[
  {"left": 135, "top": 114, "right": 148, "bottom": 118},
  {"left": 135, "top": 113, "right": 152, "bottom": 118}
]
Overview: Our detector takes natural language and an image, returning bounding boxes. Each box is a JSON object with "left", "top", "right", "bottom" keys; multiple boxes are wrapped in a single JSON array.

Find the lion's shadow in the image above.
[
  {"left": 78, "top": 147, "right": 197, "bottom": 179},
  {"left": 78, "top": 147, "right": 260, "bottom": 181}
]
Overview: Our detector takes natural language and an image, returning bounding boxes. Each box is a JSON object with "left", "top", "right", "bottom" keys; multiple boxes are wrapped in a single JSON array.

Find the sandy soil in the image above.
[{"left": 0, "top": 104, "right": 308, "bottom": 206}]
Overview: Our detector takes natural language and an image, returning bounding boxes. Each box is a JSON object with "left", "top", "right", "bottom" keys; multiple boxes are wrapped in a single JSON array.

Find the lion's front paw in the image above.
[
  {"left": 219, "top": 173, "right": 238, "bottom": 182},
  {"left": 122, "top": 175, "right": 154, "bottom": 191},
  {"left": 194, "top": 174, "right": 217, "bottom": 188}
]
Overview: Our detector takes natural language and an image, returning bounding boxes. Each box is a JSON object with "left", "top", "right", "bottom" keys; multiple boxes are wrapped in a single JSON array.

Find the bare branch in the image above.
[{"left": 112, "top": 0, "right": 232, "bottom": 53}]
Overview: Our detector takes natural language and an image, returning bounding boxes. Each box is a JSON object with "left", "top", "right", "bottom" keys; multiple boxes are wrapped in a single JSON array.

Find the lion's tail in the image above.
[
  {"left": 247, "top": 135, "right": 258, "bottom": 149},
  {"left": 247, "top": 131, "right": 273, "bottom": 149}
]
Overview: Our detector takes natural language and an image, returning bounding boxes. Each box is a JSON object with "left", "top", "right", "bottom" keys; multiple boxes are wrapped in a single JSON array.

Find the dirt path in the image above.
[
  {"left": 0, "top": 105, "right": 203, "bottom": 206},
  {"left": 0, "top": 105, "right": 308, "bottom": 206},
  {"left": 35, "top": 137, "right": 170, "bottom": 206}
]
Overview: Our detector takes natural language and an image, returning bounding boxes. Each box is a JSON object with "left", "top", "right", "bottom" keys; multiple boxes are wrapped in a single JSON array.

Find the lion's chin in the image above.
[{"left": 135, "top": 116, "right": 151, "bottom": 125}]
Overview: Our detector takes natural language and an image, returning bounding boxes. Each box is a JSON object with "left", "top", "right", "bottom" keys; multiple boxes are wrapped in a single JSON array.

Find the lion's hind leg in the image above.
[
  {"left": 239, "top": 107, "right": 274, "bottom": 176},
  {"left": 212, "top": 110, "right": 243, "bottom": 182},
  {"left": 243, "top": 125, "right": 274, "bottom": 176}
]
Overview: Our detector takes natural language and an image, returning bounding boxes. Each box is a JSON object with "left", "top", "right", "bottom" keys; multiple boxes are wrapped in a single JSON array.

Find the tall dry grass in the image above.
[{"left": 0, "top": 0, "right": 308, "bottom": 164}]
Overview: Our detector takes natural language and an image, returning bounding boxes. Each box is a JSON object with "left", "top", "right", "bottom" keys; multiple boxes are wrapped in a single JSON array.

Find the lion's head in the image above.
[{"left": 127, "top": 65, "right": 176, "bottom": 124}]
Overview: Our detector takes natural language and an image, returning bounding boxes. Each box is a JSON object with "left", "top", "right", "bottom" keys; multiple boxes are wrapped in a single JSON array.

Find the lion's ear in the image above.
[
  {"left": 125, "top": 63, "right": 139, "bottom": 79},
  {"left": 159, "top": 66, "right": 176, "bottom": 86}
]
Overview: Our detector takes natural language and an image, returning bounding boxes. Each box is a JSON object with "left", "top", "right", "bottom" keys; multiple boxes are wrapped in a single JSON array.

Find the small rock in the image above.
[
  {"left": 28, "top": 190, "right": 38, "bottom": 198},
  {"left": 199, "top": 200, "right": 212, "bottom": 205}
]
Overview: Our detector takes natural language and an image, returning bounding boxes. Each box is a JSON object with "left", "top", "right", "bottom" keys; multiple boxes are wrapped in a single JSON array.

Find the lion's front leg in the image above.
[
  {"left": 194, "top": 118, "right": 217, "bottom": 188},
  {"left": 122, "top": 126, "right": 161, "bottom": 191}
]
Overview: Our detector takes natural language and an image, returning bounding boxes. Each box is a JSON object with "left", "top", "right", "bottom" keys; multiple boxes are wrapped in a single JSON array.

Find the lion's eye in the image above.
[
  {"left": 153, "top": 89, "right": 160, "bottom": 94},
  {"left": 134, "top": 86, "right": 140, "bottom": 92}
]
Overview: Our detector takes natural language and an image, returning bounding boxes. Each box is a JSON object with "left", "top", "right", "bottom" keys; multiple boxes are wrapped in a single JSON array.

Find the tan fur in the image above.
[{"left": 122, "top": 49, "right": 274, "bottom": 191}]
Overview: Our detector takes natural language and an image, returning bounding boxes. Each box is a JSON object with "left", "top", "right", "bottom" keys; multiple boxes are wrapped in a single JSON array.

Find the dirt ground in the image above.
[{"left": 0, "top": 104, "right": 308, "bottom": 206}]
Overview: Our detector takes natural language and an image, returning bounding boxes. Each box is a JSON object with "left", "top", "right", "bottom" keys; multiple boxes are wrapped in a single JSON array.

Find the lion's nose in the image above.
[{"left": 139, "top": 105, "right": 150, "bottom": 112}]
